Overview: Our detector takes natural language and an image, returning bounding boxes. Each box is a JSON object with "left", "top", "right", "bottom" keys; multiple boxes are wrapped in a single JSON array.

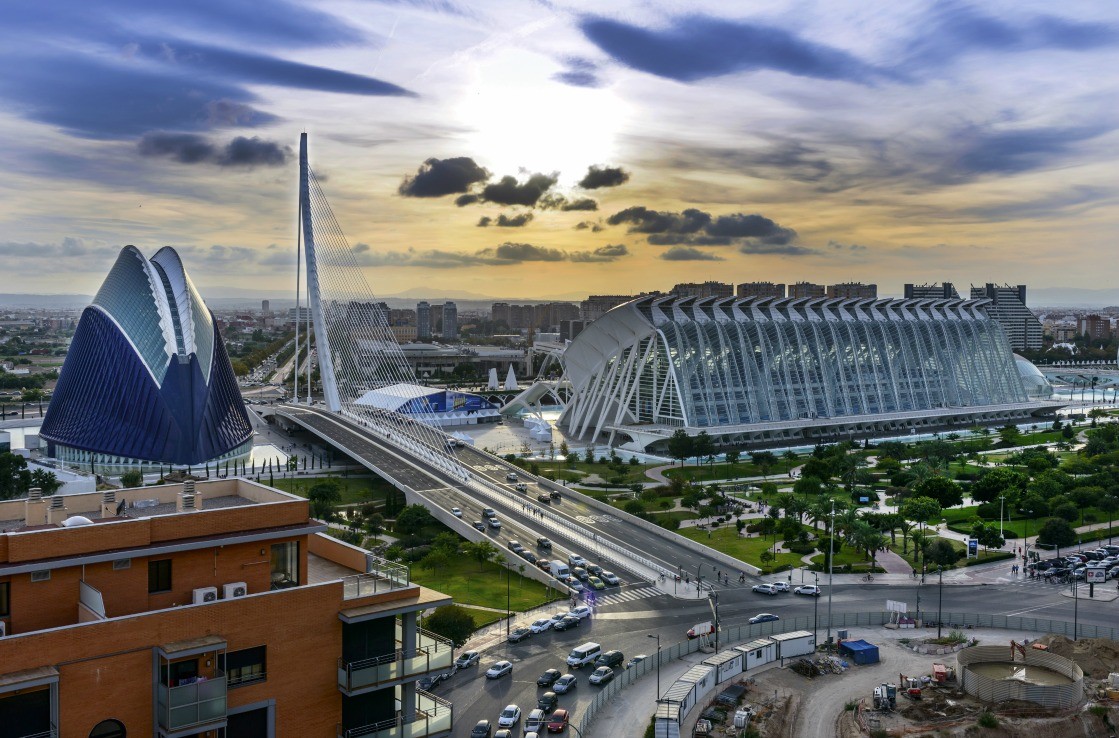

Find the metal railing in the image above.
[
  {"left": 576, "top": 611, "right": 1119, "bottom": 734},
  {"left": 156, "top": 668, "right": 228, "bottom": 732},
  {"left": 338, "top": 627, "right": 455, "bottom": 693},
  {"left": 343, "top": 556, "right": 411, "bottom": 599},
  {"left": 16, "top": 726, "right": 58, "bottom": 738},
  {"left": 336, "top": 689, "right": 453, "bottom": 738}
]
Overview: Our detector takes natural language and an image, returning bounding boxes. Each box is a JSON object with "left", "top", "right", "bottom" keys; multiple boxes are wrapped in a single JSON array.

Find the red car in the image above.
[{"left": 547, "top": 709, "right": 569, "bottom": 732}]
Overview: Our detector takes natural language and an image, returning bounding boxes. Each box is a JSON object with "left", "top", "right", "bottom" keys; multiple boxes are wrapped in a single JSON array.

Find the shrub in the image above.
[{"left": 977, "top": 711, "right": 998, "bottom": 728}]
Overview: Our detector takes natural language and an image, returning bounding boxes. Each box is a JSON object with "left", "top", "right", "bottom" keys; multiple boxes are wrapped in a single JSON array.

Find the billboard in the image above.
[
  {"left": 967, "top": 539, "right": 978, "bottom": 558},
  {"left": 1086, "top": 568, "right": 1106, "bottom": 584}
]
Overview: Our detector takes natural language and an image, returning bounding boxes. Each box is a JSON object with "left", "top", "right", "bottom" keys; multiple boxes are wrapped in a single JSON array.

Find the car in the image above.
[
  {"left": 589, "top": 666, "right": 615, "bottom": 685},
  {"left": 553, "top": 616, "right": 580, "bottom": 632},
  {"left": 471, "top": 720, "right": 493, "bottom": 738},
  {"left": 566, "top": 580, "right": 584, "bottom": 594},
  {"left": 550, "top": 612, "right": 570, "bottom": 625},
  {"left": 536, "top": 559, "right": 552, "bottom": 571},
  {"left": 537, "top": 537, "right": 553, "bottom": 550},
  {"left": 587, "top": 576, "right": 606, "bottom": 590},
  {"left": 521, "top": 551, "right": 538, "bottom": 564},
  {"left": 554, "top": 673, "right": 577, "bottom": 693},
  {"left": 530, "top": 618, "right": 554, "bottom": 634},
  {"left": 419, "top": 673, "right": 450, "bottom": 690},
  {"left": 508, "top": 540, "right": 524, "bottom": 553},
  {"left": 600, "top": 571, "right": 620, "bottom": 585},
  {"left": 752, "top": 583, "right": 779, "bottom": 596},
  {"left": 537, "top": 494, "right": 551, "bottom": 504},
  {"left": 486, "top": 661, "right": 513, "bottom": 679},
  {"left": 473, "top": 520, "right": 486, "bottom": 532},
  {"left": 547, "top": 709, "right": 570, "bottom": 733},
  {"left": 451, "top": 507, "right": 463, "bottom": 517},
  {"left": 594, "top": 650, "right": 624, "bottom": 668},
  {"left": 497, "top": 705, "right": 521, "bottom": 728},
  {"left": 749, "top": 613, "right": 780, "bottom": 625},
  {"left": 508, "top": 627, "right": 533, "bottom": 643},
  {"left": 537, "top": 691, "right": 558, "bottom": 711},
  {"left": 455, "top": 650, "right": 481, "bottom": 668},
  {"left": 586, "top": 564, "right": 603, "bottom": 576},
  {"left": 495, "top": 731, "right": 512, "bottom": 738},
  {"left": 506, "top": 472, "right": 519, "bottom": 482},
  {"left": 525, "top": 733, "right": 540, "bottom": 738},
  {"left": 537, "top": 668, "right": 562, "bottom": 686},
  {"left": 625, "top": 655, "right": 647, "bottom": 669},
  {"left": 515, "top": 483, "right": 529, "bottom": 493},
  {"left": 572, "top": 567, "right": 589, "bottom": 581},
  {"left": 794, "top": 585, "right": 821, "bottom": 596},
  {"left": 772, "top": 581, "right": 790, "bottom": 592},
  {"left": 483, "top": 508, "right": 497, "bottom": 518},
  {"left": 568, "top": 555, "right": 587, "bottom": 568},
  {"left": 549, "top": 490, "right": 561, "bottom": 500},
  {"left": 569, "top": 605, "right": 592, "bottom": 620},
  {"left": 488, "top": 518, "right": 502, "bottom": 530},
  {"left": 525, "top": 708, "right": 547, "bottom": 731}
]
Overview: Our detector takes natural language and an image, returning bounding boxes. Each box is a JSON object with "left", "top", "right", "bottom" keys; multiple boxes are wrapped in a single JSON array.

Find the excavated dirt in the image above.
[{"left": 1036, "top": 635, "right": 1119, "bottom": 679}]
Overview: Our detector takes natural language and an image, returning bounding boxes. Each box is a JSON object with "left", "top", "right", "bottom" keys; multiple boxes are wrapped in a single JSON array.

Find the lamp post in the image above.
[
  {"left": 937, "top": 567, "right": 944, "bottom": 640},
  {"left": 998, "top": 495, "right": 1005, "bottom": 539},
  {"left": 506, "top": 563, "right": 511, "bottom": 638},
  {"left": 1073, "top": 577, "right": 1079, "bottom": 642},
  {"left": 812, "top": 572, "right": 820, "bottom": 645},
  {"left": 647, "top": 633, "right": 662, "bottom": 700},
  {"left": 826, "top": 500, "right": 835, "bottom": 646}
]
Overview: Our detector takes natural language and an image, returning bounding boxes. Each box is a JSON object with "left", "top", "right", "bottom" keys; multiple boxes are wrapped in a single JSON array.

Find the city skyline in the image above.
[{"left": 1, "top": 1, "right": 1118, "bottom": 300}]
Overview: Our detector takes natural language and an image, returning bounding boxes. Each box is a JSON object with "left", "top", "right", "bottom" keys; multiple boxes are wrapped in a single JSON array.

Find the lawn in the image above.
[
  {"left": 891, "top": 536, "right": 1010, "bottom": 570},
  {"left": 530, "top": 459, "right": 650, "bottom": 486},
  {"left": 408, "top": 555, "right": 564, "bottom": 612},
  {"left": 663, "top": 460, "right": 797, "bottom": 483},
  {"left": 676, "top": 526, "right": 803, "bottom": 572},
  {"left": 271, "top": 475, "right": 399, "bottom": 507},
  {"left": 807, "top": 547, "right": 879, "bottom": 572},
  {"left": 457, "top": 606, "right": 507, "bottom": 630}
]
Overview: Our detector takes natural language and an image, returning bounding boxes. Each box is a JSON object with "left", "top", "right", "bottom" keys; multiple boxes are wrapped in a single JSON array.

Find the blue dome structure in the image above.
[{"left": 41, "top": 246, "right": 253, "bottom": 468}]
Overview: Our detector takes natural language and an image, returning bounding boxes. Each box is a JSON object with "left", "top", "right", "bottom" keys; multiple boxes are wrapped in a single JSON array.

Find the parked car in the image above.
[
  {"left": 455, "top": 650, "right": 481, "bottom": 668},
  {"left": 550, "top": 612, "right": 570, "bottom": 625},
  {"left": 600, "top": 571, "right": 620, "bottom": 585},
  {"left": 553, "top": 616, "right": 580, "bottom": 632},
  {"left": 589, "top": 666, "right": 615, "bottom": 685},
  {"left": 569, "top": 605, "right": 592, "bottom": 620},
  {"left": 486, "top": 661, "right": 513, "bottom": 679},
  {"left": 508, "top": 627, "right": 533, "bottom": 643},
  {"left": 530, "top": 618, "right": 554, "bottom": 634},
  {"left": 471, "top": 720, "right": 493, "bottom": 737},
  {"left": 625, "top": 655, "right": 647, "bottom": 669},
  {"left": 749, "top": 613, "right": 780, "bottom": 625},
  {"left": 547, "top": 709, "right": 570, "bottom": 733},
  {"left": 554, "top": 674, "right": 577, "bottom": 693},
  {"left": 594, "top": 650, "right": 624, "bottom": 669},
  {"left": 451, "top": 507, "right": 462, "bottom": 517},
  {"left": 537, "top": 668, "right": 562, "bottom": 686},
  {"left": 751, "top": 583, "right": 779, "bottom": 596},
  {"left": 537, "top": 691, "right": 558, "bottom": 711},
  {"left": 772, "top": 581, "right": 791, "bottom": 592},
  {"left": 497, "top": 705, "right": 521, "bottom": 728},
  {"left": 794, "top": 585, "right": 821, "bottom": 596}
]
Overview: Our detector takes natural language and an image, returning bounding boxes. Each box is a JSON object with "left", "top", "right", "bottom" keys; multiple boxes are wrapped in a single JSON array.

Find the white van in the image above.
[
  {"left": 549, "top": 560, "right": 570, "bottom": 579},
  {"left": 566, "top": 641, "right": 602, "bottom": 668}
]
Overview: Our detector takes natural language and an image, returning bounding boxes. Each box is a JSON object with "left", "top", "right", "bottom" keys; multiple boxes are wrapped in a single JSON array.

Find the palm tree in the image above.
[
  {"left": 783, "top": 449, "right": 798, "bottom": 476},
  {"left": 808, "top": 496, "right": 833, "bottom": 532}
]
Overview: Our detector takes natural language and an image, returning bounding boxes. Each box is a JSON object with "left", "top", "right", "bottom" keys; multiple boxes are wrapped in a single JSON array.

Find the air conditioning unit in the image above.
[
  {"left": 0, "top": 621, "right": 7, "bottom": 637},
  {"left": 192, "top": 587, "right": 219, "bottom": 604},
  {"left": 223, "top": 582, "right": 248, "bottom": 599}
]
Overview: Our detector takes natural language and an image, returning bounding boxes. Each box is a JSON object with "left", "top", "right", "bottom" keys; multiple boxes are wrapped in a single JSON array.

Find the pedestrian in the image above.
[{"left": 739, "top": 572, "right": 746, "bottom": 584}]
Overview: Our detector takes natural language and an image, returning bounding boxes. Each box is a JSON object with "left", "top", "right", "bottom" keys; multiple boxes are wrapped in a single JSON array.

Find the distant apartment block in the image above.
[
  {"left": 1078, "top": 314, "right": 1112, "bottom": 341},
  {"left": 441, "top": 302, "right": 458, "bottom": 340},
  {"left": 580, "top": 295, "right": 636, "bottom": 321},
  {"left": 416, "top": 302, "right": 432, "bottom": 340},
  {"left": 826, "top": 282, "right": 877, "bottom": 299},
  {"left": 491, "top": 302, "right": 579, "bottom": 332},
  {"left": 788, "top": 282, "right": 826, "bottom": 299},
  {"left": 560, "top": 319, "right": 588, "bottom": 342},
  {"left": 670, "top": 281, "right": 734, "bottom": 299},
  {"left": 904, "top": 282, "right": 961, "bottom": 300},
  {"left": 736, "top": 282, "right": 786, "bottom": 299},
  {"left": 970, "top": 284, "right": 1044, "bottom": 351},
  {"left": 0, "top": 479, "right": 454, "bottom": 738}
]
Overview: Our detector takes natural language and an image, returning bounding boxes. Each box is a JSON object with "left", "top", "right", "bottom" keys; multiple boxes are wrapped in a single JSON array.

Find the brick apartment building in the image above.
[{"left": 0, "top": 480, "right": 454, "bottom": 738}]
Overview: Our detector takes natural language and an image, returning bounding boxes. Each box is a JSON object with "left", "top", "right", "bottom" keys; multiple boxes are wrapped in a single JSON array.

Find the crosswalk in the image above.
[{"left": 591, "top": 585, "right": 662, "bottom": 607}]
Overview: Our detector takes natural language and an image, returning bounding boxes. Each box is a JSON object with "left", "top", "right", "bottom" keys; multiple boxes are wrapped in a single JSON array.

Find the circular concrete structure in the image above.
[{"left": 957, "top": 645, "right": 1084, "bottom": 709}]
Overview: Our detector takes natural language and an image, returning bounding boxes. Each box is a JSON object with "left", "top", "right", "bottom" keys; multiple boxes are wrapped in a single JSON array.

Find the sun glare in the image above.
[{"left": 457, "top": 51, "right": 627, "bottom": 182}]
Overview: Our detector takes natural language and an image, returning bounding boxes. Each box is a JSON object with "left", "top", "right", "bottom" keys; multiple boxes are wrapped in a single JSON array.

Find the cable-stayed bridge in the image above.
[{"left": 267, "top": 134, "right": 747, "bottom": 596}]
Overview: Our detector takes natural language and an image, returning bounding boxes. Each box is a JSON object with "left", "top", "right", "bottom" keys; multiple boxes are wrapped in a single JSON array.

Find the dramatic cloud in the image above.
[
  {"left": 706, "top": 214, "right": 796, "bottom": 245},
  {"left": 580, "top": 15, "right": 888, "bottom": 84},
  {"left": 399, "top": 157, "right": 490, "bottom": 198},
  {"left": 660, "top": 246, "right": 724, "bottom": 261},
  {"left": 579, "top": 165, "right": 630, "bottom": 189},
  {"left": 554, "top": 57, "right": 602, "bottom": 88},
  {"left": 480, "top": 242, "right": 566, "bottom": 263},
  {"left": 607, "top": 206, "right": 711, "bottom": 234},
  {"left": 574, "top": 221, "right": 605, "bottom": 232},
  {"left": 138, "top": 133, "right": 291, "bottom": 167},
  {"left": 570, "top": 243, "right": 629, "bottom": 262},
  {"left": 477, "top": 213, "right": 534, "bottom": 228},
  {"left": 608, "top": 205, "right": 803, "bottom": 252},
  {"left": 347, "top": 241, "right": 630, "bottom": 268},
  {"left": 481, "top": 172, "right": 559, "bottom": 206},
  {"left": 455, "top": 194, "right": 480, "bottom": 207},
  {"left": 540, "top": 194, "right": 598, "bottom": 211}
]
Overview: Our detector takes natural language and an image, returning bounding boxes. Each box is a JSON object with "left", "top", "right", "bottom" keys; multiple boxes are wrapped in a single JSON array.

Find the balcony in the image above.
[
  {"left": 338, "top": 626, "right": 454, "bottom": 694},
  {"left": 342, "top": 557, "right": 412, "bottom": 600},
  {"left": 156, "top": 668, "right": 228, "bottom": 733},
  {"left": 337, "top": 689, "right": 452, "bottom": 738}
]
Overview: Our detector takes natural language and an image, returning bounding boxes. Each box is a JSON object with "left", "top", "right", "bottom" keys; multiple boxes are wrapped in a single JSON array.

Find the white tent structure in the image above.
[
  {"left": 503, "top": 365, "right": 519, "bottom": 391},
  {"left": 487, "top": 367, "right": 499, "bottom": 390}
]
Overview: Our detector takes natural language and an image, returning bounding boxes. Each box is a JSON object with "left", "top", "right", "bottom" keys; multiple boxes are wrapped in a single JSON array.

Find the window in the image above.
[
  {"left": 112, "top": 558, "right": 131, "bottom": 570},
  {"left": 0, "top": 581, "right": 9, "bottom": 617},
  {"left": 270, "top": 542, "right": 299, "bottom": 590},
  {"left": 220, "top": 646, "right": 266, "bottom": 687},
  {"left": 30, "top": 570, "right": 51, "bottom": 582},
  {"left": 148, "top": 559, "right": 172, "bottom": 593},
  {"left": 89, "top": 719, "right": 126, "bottom": 738}
]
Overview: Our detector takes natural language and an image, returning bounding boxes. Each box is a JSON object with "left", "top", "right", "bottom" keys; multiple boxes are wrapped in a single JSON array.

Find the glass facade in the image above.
[{"left": 561, "top": 295, "right": 1051, "bottom": 443}]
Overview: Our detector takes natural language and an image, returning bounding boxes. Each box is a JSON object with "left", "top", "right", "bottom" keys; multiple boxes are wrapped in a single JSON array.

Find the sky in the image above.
[{"left": 1, "top": 0, "right": 1117, "bottom": 301}]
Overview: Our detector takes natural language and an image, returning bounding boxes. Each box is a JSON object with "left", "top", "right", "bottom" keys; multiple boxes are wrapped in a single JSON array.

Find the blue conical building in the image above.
[{"left": 41, "top": 246, "right": 253, "bottom": 470}]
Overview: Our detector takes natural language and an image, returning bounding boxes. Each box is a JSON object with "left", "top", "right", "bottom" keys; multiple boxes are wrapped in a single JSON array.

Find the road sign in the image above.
[
  {"left": 967, "top": 539, "right": 978, "bottom": 558},
  {"left": 1086, "top": 568, "right": 1106, "bottom": 584},
  {"left": 886, "top": 599, "right": 908, "bottom": 613}
]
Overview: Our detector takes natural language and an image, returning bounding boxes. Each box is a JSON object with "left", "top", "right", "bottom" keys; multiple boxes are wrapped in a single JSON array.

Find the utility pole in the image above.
[
  {"left": 826, "top": 500, "right": 835, "bottom": 647},
  {"left": 647, "top": 633, "right": 661, "bottom": 700},
  {"left": 937, "top": 567, "right": 944, "bottom": 640}
]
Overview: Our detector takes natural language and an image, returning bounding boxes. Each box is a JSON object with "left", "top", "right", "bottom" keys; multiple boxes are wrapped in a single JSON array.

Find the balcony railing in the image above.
[
  {"left": 338, "top": 627, "right": 454, "bottom": 693},
  {"left": 156, "top": 668, "right": 228, "bottom": 732},
  {"left": 337, "top": 689, "right": 452, "bottom": 738},
  {"left": 17, "top": 726, "right": 57, "bottom": 738},
  {"left": 342, "top": 557, "right": 411, "bottom": 600}
]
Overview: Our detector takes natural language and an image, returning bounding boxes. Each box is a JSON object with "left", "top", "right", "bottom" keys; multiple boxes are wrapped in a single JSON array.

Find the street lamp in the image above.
[
  {"left": 936, "top": 567, "right": 944, "bottom": 640},
  {"left": 826, "top": 500, "right": 835, "bottom": 647},
  {"left": 506, "top": 563, "right": 511, "bottom": 638},
  {"left": 998, "top": 495, "right": 1005, "bottom": 539},
  {"left": 1073, "top": 576, "right": 1079, "bottom": 642},
  {"left": 812, "top": 572, "right": 820, "bottom": 645},
  {"left": 647, "top": 633, "right": 662, "bottom": 699}
]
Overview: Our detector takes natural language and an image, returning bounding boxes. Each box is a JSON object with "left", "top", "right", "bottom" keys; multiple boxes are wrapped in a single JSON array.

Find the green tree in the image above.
[
  {"left": 970, "top": 522, "right": 1005, "bottom": 551},
  {"left": 462, "top": 540, "right": 499, "bottom": 570},
  {"left": 424, "top": 604, "right": 477, "bottom": 647},
  {"left": 725, "top": 450, "right": 740, "bottom": 467},
  {"left": 1099, "top": 494, "right": 1119, "bottom": 543},
  {"left": 420, "top": 549, "right": 452, "bottom": 572},
  {"left": 0, "top": 452, "right": 32, "bottom": 500},
  {"left": 667, "top": 429, "right": 693, "bottom": 467},
  {"left": 692, "top": 431, "right": 714, "bottom": 468},
  {"left": 925, "top": 539, "right": 960, "bottom": 568},
  {"left": 29, "top": 468, "right": 62, "bottom": 495},
  {"left": 308, "top": 479, "right": 342, "bottom": 520},
  {"left": 583, "top": 446, "right": 595, "bottom": 464},
  {"left": 364, "top": 512, "right": 385, "bottom": 542},
  {"left": 899, "top": 496, "right": 942, "bottom": 532},
  {"left": 394, "top": 503, "right": 434, "bottom": 536},
  {"left": 20, "top": 388, "right": 44, "bottom": 402},
  {"left": 119, "top": 469, "right": 144, "bottom": 489},
  {"left": 559, "top": 440, "right": 570, "bottom": 460},
  {"left": 1036, "top": 517, "right": 1077, "bottom": 549},
  {"left": 794, "top": 476, "right": 823, "bottom": 497},
  {"left": 750, "top": 451, "right": 778, "bottom": 479},
  {"left": 913, "top": 477, "right": 964, "bottom": 509},
  {"left": 971, "top": 468, "right": 1028, "bottom": 504},
  {"left": 997, "top": 424, "right": 1022, "bottom": 447},
  {"left": 624, "top": 499, "right": 646, "bottom": 515},
  {"left": 1051, "top": 502, "right": 1079, "bottom": 523}
]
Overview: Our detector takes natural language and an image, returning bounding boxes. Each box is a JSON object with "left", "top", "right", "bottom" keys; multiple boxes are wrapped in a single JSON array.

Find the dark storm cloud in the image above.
[
  {"left": 706, "top": 214, "right": 796, "bottom": 245},
  {"left": 540, "top": 195, "right": 599, "bottom": 211},
  {"left": 399, "top": 157, "right": 490, "bottom": 198},
  {"left": 481, "top": 173, "right": 559, "bottom": 206},
  {"left": 607, "top": 206, "right": 711, "bottom": 234},
  {"left": 553, "top": 57, "right": 602, "bottom": 88},
  {"left": 578, "top": 165, "right": 630, "bottom": 189},
  {"left": 660, "top": 246, "right": 724, "bottom": 261},
  {"left": 570, "top": 243, "right": 629, "bottom": 262},
  {"left": 138, "top": 133, "right": 291, "bottom": 167},
  {"left": 477, "top": 213, "right": 534, "bottom": 228},
  {"left": 481, "top": 242, "right": 567, "bottom": 263},
  {"left": 608, "top": 205, "right": 804, "bottom": 252},
  {"left": 579, "top": 14, "right": 888, "bottom": 84}
]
